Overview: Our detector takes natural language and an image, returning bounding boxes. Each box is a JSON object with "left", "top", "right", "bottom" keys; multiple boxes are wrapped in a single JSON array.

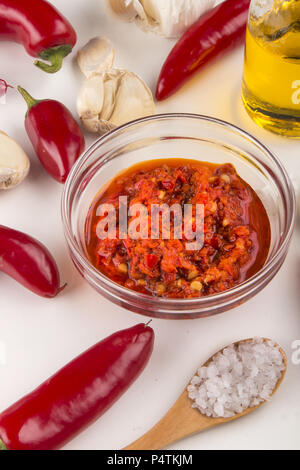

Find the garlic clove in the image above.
[
  {"left": 77, "top": 72, "right": 118, "bottom": 134},
  {"left": 139, "top": 0, "right": 159, "bottom": 21},
  {"left": 78, "top": 68, "right": 155, "bottom": 134},
  {"left": 77, "top": 74, "right": 105, "bottom": 118},
  {"left": 109, "top": 70, "right": 155, "bottom": 127},
  {"left": 106, "top": 0, "right": 147, "bottom": 21},
  {"left": 77, "top": 37, "right": 115, "bottom": 78},
  {"left": 0, "top": 131, "right": 30, "bottom": 190},
  {"left": 101, "top": 70, "right": 123, "bottom": 122}
]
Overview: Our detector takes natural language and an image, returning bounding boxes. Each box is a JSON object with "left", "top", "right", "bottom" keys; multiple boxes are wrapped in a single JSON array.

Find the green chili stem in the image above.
[
  {"left": 34, "top": 45, "right": 73, "bottom": 74},
  {"left": 17, "top": 86, "right": 40, "bottom": 111},
  {"left": 17, "top": 86, "right": 42, "bottom": 115}
]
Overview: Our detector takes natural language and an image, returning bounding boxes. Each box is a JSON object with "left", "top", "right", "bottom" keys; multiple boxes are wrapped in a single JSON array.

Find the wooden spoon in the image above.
[{"left": 124, "top": 338, "right": 287, "bottom": 450}]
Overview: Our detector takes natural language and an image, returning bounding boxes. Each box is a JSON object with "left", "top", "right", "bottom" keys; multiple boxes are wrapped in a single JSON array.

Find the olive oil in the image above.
[{"left": 242, "top": 0, "right": 300, "bottom": 137}]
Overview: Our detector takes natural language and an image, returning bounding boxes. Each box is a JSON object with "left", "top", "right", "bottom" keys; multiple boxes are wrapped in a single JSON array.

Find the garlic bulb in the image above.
[
  {"left": 77, "top": 36, "right": 155, "bottom": 134},
  {"left": 0, "top": 131, "right": 30, "bottom": 190},
  {"left": 106, "top": 0, "right": 216, "bottom": 38},
  {"left": 77, "top": 37, "right": 115, "bottom": 78},
  {"left": 77, "top": 69, "right": 155, "bottom": 134}
]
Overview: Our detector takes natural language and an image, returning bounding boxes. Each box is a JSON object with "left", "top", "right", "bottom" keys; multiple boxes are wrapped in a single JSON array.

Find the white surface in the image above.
[{"left": 0, "top": 0, "right": 299, "bottom": 451}]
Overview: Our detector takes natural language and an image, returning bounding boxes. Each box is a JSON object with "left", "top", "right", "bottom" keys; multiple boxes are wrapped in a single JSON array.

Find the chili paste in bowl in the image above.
[
  {"left": 85, "top": 159, "right": 270, "bottom": 299},
  {"left": 62, "top": 114, "right": 295, "bottom": 318}
]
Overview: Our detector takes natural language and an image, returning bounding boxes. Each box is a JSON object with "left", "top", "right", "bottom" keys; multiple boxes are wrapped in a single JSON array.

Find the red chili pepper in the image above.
[
  {"left": 146, "top": 254, "right": 159, "bottom": 269},
  {"left": 18, "top": 86, "right": 85, "bottom": 184},
  {"left": 0, "top": 323, "right": 154, "bottom": 450},
  {"left": 156, "top": 0, "right": 250, "bottom": 101},
  {"left": 0, "top": 0, "right": 76, "bottom": 73},
  {"left": 0, "top": 79, "right": 12, "bottom": 98},
  {"left": 161, "top": 180, "right": 175, "bottom": 191},
  {"left": 210, "top": 236, "right": 219, "bottom": 250},
  {"left": 0, "top": 225, "right": 65, "bottom": 298}
]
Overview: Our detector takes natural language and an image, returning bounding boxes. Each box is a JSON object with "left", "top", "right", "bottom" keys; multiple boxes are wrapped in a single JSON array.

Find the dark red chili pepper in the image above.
[
  {"left": 18, "top": 86, "right": 85, "bottom": 184},
  {"left": 0, "top": 79, "right": 12, "bottom": 98},
  {"left": 0, "top": 225, "right": 65, "bottom": 298},
  {"left": 209, "top": 236, "right": 219, "bottom": 250},
  {"left": 161, "top": 180, "right": 175, "bottom": 191},
  {"left": 146, "top": 254, "right": 159, "bottom": 269},
  {"left": 0, "top": 323, "right": 154, "bottom": 450},
  {"left": 156, "top": 0, "right": 250, "bottom": 101},
  {"left": 0, "top": 0, "right": 76, "bottom": 73}
]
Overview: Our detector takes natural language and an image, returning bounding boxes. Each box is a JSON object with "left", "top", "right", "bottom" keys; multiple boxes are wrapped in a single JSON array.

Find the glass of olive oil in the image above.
[{"left": 242, "top": 0, "right": 300, "bottom": 137}]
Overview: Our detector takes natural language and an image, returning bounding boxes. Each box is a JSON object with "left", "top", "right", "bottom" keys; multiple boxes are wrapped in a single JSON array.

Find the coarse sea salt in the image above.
[{"left": 187, "top": 338, "right": 285, "bottom": 418}]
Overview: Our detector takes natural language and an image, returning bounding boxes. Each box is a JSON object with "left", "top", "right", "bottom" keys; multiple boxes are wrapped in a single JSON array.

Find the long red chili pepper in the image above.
[
  {"left": 0, "top": 79, "right": 12, "bottom": 98},
  {"left": 156, "top": 0, "right": 251, "bottom": 101},
  {"left": 0, "top": 225, "right": 65, "bottom": 298},
  {"left": 18, "top": 86, "right": 85, "bottom": 184},
  {"left": 0, "top": 0, "right": 76, "bottom": 73},
  {"left": 0, "top": 323, "right": 154, "bottom": 450}
]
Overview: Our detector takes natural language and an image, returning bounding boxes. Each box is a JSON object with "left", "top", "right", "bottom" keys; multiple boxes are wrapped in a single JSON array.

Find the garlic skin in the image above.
[
  {"left": 77, "top": 37, "right": 115, "bottom": 78},
  {"left": 77, "top": 69, "right": 155, "bottom": 134},
  {"left": 0, "top": 131, "right": 30, "bottom": 190},
  {"left": 106, "top": 0, "right": 216, "bottom": 38}
]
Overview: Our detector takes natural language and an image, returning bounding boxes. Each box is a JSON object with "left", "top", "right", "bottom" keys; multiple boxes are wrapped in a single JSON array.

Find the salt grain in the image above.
[{"left": 187, "top": 338, "right": 285, "bottom": 418}]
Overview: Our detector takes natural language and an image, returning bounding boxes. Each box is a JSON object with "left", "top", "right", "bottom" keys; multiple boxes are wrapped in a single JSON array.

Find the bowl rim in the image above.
[{"left": 62, "top": 113, "right": 296, "bottom": 306}]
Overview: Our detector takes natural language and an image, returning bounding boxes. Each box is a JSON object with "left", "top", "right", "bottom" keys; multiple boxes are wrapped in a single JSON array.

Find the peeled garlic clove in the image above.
[
  {"left": 109, "top": 70, "right": 155, "bottom": 127},
  {"left": 106, "top": 0, "right": 146, "bottom": 21},
  {"left": 0, "top": 131, "right": 30, "bottom": 190},
  {"left": 77, "top": 37, "right": 115, "bottom": 78}
]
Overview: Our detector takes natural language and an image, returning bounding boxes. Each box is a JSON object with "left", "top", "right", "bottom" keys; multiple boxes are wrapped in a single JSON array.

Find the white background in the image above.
[{"left": 0, "top": 0, "right": 299, "bottom": 451}]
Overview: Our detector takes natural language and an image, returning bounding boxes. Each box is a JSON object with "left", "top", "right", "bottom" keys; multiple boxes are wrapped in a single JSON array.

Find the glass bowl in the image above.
[{"left": 62, "top": 114, "right": 295, "bottom": 320}]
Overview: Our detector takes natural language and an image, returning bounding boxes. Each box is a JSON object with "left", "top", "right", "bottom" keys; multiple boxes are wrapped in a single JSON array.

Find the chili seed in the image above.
[
  {"left": 209, "top": 201, "right": 217, "bottom": 212},
  {"left": 118, "top": 263, "right": 128, "bottom": 274},
  {"left": 221, "top": 174, "right": 230, "bottom": 184},
  {"left": 188, "top": 270, "right": 199, "bottom": 280},
  {"left": 156, "top": 284, "right": 166, "bottom": 296},
  {"left": 190, "top": 281, "right": 203, "bottom": 291}
]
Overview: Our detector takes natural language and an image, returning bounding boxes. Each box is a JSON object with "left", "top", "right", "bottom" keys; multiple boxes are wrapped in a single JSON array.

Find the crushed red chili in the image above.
[{"left": 85, "top": 159, "right": 271, "bottom": 299}]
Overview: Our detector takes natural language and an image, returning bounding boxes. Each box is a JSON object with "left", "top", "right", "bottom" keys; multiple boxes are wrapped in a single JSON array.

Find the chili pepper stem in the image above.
[
  {"left": 34, "top": 45, "right": 73, "bottom": 74},
  {"left": 0, "top": 439, "right": 8, "bottom": 450},
  {"left": 17, "top": 86, "right": 41, "bottom": 112}
]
